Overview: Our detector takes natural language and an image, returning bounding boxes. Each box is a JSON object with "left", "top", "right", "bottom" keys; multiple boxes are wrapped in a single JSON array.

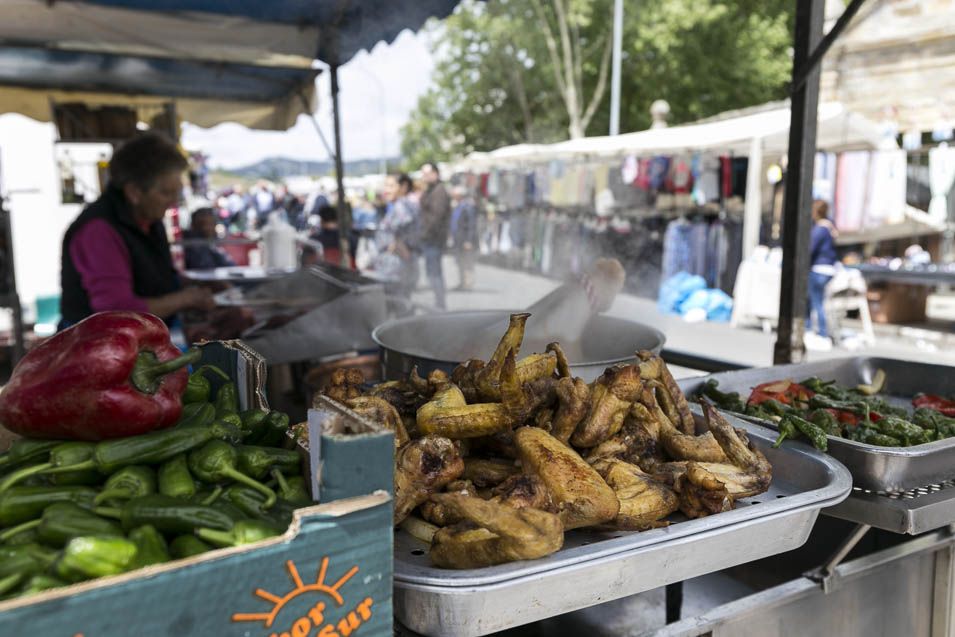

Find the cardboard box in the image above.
[
  {"left": 867, "top": 283, "right": 930, "bottom": 324},
  {"left": 0, "top": 342, "right": 395, "bottom": 636},
  {"left": 0, "top": 494, "right": 393, "bottom": 636}
]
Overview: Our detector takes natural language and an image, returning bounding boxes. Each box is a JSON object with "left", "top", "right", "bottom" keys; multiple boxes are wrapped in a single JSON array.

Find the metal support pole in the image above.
[
  {"left": 773, "top": 0, "right": 825, "bottom": 365},
  {"left": 806, "top": 523, "right": 871, "bottom": 594},
  {"left": 790, "top": 0, "right": 867, "bottom": 95},
  {"left": 330, "top": 64, "right": 352, "bottom": 269},
  {"left": 0, "top": 197, "right": 24, "bottom": 364},
  {"left": 665, "top": 581, "right": 683, "bottom": 624},
  {"left": 608, "top": 0, "right": 624, "bottom": 136}
]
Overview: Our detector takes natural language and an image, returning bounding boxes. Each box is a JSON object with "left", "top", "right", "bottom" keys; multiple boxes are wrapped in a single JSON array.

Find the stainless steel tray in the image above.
[
  {"left": 826, "top": 480, "right": 955, "bottom": 535},
  {"left": 393, "top": 412, "right": 851, "bottom": 637},
  {"left": 678, "top": 357, "right": 955, "bottom": 492}
]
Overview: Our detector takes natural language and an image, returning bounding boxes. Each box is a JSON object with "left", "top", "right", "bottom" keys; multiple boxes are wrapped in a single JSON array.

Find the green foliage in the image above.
[{"left": 400, "top": 0, "right": 794, "bottom": 168}]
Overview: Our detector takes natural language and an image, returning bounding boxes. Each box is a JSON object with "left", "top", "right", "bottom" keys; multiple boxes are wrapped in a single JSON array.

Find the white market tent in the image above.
[
  {"left": 457, "top": 101, "right": 887, "bottom": 167},
  {"left": 452, "top": 101, "right": 897, "bottom": 259}
]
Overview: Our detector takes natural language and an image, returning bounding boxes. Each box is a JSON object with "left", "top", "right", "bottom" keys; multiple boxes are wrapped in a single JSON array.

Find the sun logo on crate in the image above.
[{"left": 232, "top": 556, "right": 374, "bottom": 637}]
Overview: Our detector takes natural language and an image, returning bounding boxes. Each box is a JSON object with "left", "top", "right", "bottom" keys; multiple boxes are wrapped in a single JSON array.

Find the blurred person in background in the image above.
[
  {"left": 183, "top": 207, "right": 234, "bottom": 270},
  {"left": 302, "top": 204, "right": 357, "bottom": 268},
  {"left": 449, "top": 185, "right": 478, "bottom": 291},
  {"left": 372, "top": 173, "right": 419, "bottom": 300},
  {"left": 59, "top": 133, "right": 214, "bottom": 329},
  {"left": 807, "top": 199, "right": 838, "bottom": 348},
  {"left": 418, "top": 162, "right": 451, "bottom": 309}
]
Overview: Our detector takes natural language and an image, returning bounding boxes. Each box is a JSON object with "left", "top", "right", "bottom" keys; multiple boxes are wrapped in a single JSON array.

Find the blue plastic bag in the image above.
[{"left": 658, "top": 272, "right": 706, "bottom": 315}]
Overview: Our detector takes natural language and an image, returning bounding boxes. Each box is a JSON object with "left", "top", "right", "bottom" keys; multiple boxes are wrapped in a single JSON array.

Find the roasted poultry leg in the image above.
[
  {"left": 429, "top": 494, "right": 564, "bottom": 568},
  {"left": 394, "top": 435, "right": 465, "bottom": 525},
  {"left": 591, "top": 458, "right": 679, "bottom": 530},
  {"left": 515, "top": 426, "right": 619, "bottom": 529}
]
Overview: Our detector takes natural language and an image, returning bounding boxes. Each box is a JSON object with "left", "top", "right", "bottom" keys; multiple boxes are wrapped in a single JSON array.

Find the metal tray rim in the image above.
[{"left": 393, "top": 412, "right": 852, "bottom": 588}]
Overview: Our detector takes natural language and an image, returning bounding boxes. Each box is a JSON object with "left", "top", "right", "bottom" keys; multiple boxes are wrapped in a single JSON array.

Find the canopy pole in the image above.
[
  {"left": 773, "top": 0, "right": 825, "bottom": 365},
  {"left": 608, "top": 0, "right": 624, "bottom": 136},
  {"left": 330, "top": 63, "right": 352, "bottom": 268},
  {"left": 742, "top": 137, "right": 763, "bottom": 261}
]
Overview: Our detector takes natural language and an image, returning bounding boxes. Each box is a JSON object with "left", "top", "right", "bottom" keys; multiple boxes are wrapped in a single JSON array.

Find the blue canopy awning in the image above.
[
  {"left": 0, "top": 0, "right": 463, "bottom": 129},
  {"left": 76, "top": 0, "right": 460, "bottom": 64}
]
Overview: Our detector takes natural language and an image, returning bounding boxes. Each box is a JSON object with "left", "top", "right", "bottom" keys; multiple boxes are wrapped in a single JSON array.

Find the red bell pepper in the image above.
[
  {"left": 0, "top": 312, "right": 200, "bottom": 441},
  {"left": 913, "top": 394, "right": 955, "bottom": 417},
  {"left": 748, "top": 380, "right": 814, "bottom": 407}
]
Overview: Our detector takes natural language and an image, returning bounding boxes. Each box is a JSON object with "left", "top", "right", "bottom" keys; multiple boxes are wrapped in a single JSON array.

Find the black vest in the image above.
[{"left": 60, "top": 186, "right": 179, "bottom": 326}]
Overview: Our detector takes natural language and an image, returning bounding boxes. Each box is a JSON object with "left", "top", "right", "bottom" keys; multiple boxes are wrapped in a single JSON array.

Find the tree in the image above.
[{"left": 401, "top": 0, "right": 795, "bottom": 168}]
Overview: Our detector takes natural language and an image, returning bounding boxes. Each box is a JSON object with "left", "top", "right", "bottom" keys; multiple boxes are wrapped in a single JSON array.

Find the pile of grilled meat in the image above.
[{"left": 321, "top": 313, "right": 772, "bottom": 569}]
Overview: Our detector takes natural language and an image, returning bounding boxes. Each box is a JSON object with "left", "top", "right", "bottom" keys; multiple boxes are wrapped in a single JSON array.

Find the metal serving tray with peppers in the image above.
[{"left": 679, "top": 357, "right": 955, "bottom": 492}]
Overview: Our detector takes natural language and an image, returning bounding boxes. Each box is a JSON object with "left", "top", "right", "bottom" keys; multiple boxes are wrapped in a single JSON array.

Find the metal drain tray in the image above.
[
  {"left": 825, "top": 479, "right": 955, "bottom": 535},
  {"left": 393, "top": 412, "right": 852, "bottom": 637}
]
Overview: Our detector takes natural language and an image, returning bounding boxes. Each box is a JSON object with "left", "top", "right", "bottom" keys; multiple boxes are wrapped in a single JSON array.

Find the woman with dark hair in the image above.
[
  {"left": 807, "top": 199, "right": 838, "bottom": 342},
  {"left": 59, "top": 133, "right": 214, "bottom": 328},
  {"left": 372, "top": 173, "right": 419, "bottom": 299}
]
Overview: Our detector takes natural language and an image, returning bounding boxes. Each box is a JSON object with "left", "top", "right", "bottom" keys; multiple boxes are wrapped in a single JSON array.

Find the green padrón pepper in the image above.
[
  {"left": 0, "top": 502, "right": 122, "bottom": 547},
  {"left": 158, "top": 454, "right": 196, "bottom": 499},
  {"left": 0, "top": 486, "right": 97, "bottom": 526},
  {"left": 175, "top": 402, "right": 216, "bottom": 429},
  {"left": 773, "top": 419, "right": 798, "bottom": 448},
  {"left": 183, "top": 365, "right": 231, "bottom": 404},
  {"left": 215, "top": 382, "right": 239, "bottom": 418},
  {"left": 16, "top": 574, "right": 66, "bottom": 597},
  {"left": 169, "top": 535, "right": 212, "bottom": 559},
  {"left": 0, "top": 442, "right": 97, "bottom": 493},
  {"left": 102, "top": 494, "right": 236, "bottom": 534},
  {"left": 0, "top": 440, "right": 63, "bottom": 471},
  {"left": 272, "top": 470, "right": 310, "bottom": 505},
  {"left": 786, "top": 415, "right": 829, "bottom": 451},
  {"left": 56, "top": 536, "right": 138, "bottom": 582},
  {"left": 94, "top": 466, "right": 157, "bottom": 505},
  {"left": 196, "top": 520, "right": 280, "bottom": 548},
  {"left": 188, "top": 441, "right": 276, "bottom": 508},
  {"left": 237, "top": 445, "right": 301, "bottom": 480},
  {"left": 245, "top": 411, "right": 290, "bottom": 447},
  {"left": 129, "top": 524, "right": 170, "bottom": 568}
]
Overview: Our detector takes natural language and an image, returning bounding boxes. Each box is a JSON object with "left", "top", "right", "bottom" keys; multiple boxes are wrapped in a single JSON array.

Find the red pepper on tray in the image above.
[
  {"left": 0, "top": 312, "right": 200, "bottom": 441},
  {"left": 748, "top": 380, "right": 814, "bottom": 407},
  {"left": 913, "top": 394, "right": 955, "bottom": 417}
]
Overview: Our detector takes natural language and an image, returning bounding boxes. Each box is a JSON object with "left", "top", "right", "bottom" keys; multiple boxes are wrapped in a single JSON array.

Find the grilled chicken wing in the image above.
[
  {"left": 394, "top": 435, "right": 465, "bottom": 525},
  {"left": 592, "top": 458, "right": 679, "bottom": 530},
  {"left": 419, "top": 479, "right": 478, "bottom": 526},
  {"left": 585, "top": 403, "right": 662, "bottom": 465},
  {"left": 417, "top": 384, "right": 512, "bottom": 439},
  {"left": 552, "top": 377, "right": 591, "bottom": 444},
  {"left": 640, "top": 386, "right": 728, "bottom": 463},
  {"left": 515, "top": 426, "right": 619, "bottom": 529},
  {"left": 571, "top": 365, "right": 642, "bottom": 448},
  {"left": 429, "top": 494, "right": 564, "bottom": 569},
  {"left": 637, "top": 351, "right": 695, "bottom": 435},
  {"left": 547, "top": 342, "right": 572, "bottom": 379},
  {"left": 463, "top": 457, "right": 519, "bottom": 488},
  {"left": 345, "top": 396, "right": 410, "bottom": 449},
  {"left": 491, "top": 474, "right": 556, "bottom": 511}
]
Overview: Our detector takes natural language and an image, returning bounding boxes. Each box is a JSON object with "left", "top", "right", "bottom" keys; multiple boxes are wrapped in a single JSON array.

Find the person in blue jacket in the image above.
[{"left": 808, "top": 199, "right": 838, "bottom": 339}]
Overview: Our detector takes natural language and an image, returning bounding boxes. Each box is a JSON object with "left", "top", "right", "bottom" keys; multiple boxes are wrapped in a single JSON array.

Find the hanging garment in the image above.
[
  {"left": 635, "top": 158, "right": 652, "bottom": 190},
  {"left": 813, "top": 152, "right": 837, "bottom": 203},
  {"left": 720, "top": 156, "right": 733, "bottom": 199},
  {"left": 731, "top": 158, "right": 748, "bottom": 198},
  {"left": 834, "top": 151, "right": 870, "bottom": 232},
  {"left": 865, "top": 150, "right": 907, "bottom": 227},
  {"left": 649, "top": 156, "right": 671, "bottom": 192},
  {"left": 696, "top": 154, "right": 721, "bottom": 204},
  {"left": 929, "top": 144, "right": 955, "bottom": 222},
  {"left": 667, "top": 156, "right": 694, "bottom": 194},
  {"left": 688, "top": 220, "right": 709, "bottom": 278},
  {"left": 622, "top": 155, "right": 639, "bottom": 185},
  {"left": 661, "top": 217, "right": 695, "bottom": 283}
]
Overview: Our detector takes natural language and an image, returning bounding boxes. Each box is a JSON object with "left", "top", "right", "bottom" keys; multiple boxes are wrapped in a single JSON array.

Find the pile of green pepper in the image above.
[
  {"left": 0, "top": 366, "right": 306, "bottom": 601},
  {"left": 700, "top": 376, "right": 955, "bottom": 451}
]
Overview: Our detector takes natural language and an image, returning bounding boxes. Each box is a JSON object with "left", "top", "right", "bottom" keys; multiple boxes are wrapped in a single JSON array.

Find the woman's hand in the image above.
[{"left": 180, "top": 286, "right": 216, "bottom": 311}]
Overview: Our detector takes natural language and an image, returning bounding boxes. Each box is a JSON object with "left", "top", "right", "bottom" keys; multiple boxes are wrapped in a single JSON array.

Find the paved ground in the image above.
[{"left": 410, "top": 257, "right": 955, "bottom": 375}]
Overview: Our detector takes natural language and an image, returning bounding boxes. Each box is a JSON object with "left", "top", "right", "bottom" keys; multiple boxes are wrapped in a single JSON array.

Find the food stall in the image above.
[{"left": 4, "top": 0, "right": 955, "bottom": 636}]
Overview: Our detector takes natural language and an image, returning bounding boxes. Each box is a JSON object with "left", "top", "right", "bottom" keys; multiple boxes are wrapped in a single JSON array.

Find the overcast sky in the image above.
[{"left": 181, "top": 29, "right": 435, "bottom": 170}]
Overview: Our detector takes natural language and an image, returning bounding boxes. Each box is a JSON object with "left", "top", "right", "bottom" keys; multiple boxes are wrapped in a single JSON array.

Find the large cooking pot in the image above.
[{"left": 372, "top": 310, "right": 665, "bottom": 383}]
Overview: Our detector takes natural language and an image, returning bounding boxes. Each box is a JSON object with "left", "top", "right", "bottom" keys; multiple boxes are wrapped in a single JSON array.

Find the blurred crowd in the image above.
[{"left": 180, "top": 167, "right": 484, "bottom": 311}]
